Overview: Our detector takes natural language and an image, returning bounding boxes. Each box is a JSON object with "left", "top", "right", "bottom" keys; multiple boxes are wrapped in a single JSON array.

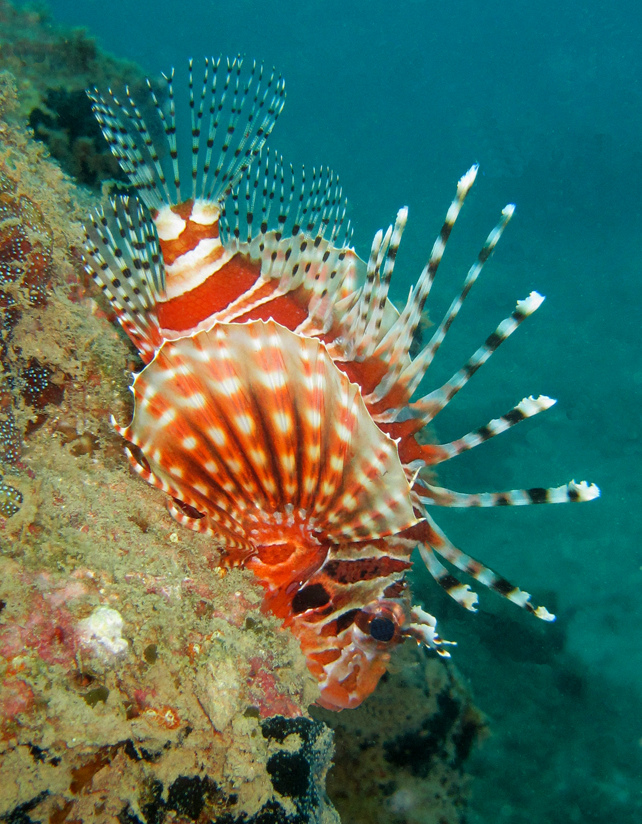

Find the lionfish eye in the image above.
[{"left": 369, "top": 615, "right": 396, "bottom": 642}]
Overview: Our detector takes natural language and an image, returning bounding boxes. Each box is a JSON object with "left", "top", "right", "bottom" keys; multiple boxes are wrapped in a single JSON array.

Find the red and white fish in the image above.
[{"left": 83, "top": 56, "right": 599, "bottom": 711}]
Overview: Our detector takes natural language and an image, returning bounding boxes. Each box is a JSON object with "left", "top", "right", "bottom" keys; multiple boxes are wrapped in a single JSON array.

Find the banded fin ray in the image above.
[
  {"left": 83, "top": 196, "right": 165, "bottom": 361},
  {"left": 371, "top": 201, "right": 516, "bottom": 407},
  {"left": 417, "top": 526, "right": 556, "bottom": 620},
  {"left": 340, "top": 211, "right": 407, "bottom": 362},
  {"left": 424, "top": 395, "right": 557, "bottom": 465},
  {"left": 221, "top": 147, "right": 352, "bottom": 248},
  {"left": 88, "top": 55, "right": 285, "bottom": 211},
  {"left": 405, "top": 291, "right": 546, "bottom": 424},
  {"left": 374, "top": 166, "right": 479, "bottom": 371},
  {"left": 218, "top": 150, "right": 359, "bottom": 336},
  {"left": 417, "top": 479, "right": 600, "bottom": 508}
]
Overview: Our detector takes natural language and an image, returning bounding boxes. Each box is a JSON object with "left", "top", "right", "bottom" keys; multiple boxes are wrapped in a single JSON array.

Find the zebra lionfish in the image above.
[{"left": 83, "top": 56, "right": 599, "bottom": 711}]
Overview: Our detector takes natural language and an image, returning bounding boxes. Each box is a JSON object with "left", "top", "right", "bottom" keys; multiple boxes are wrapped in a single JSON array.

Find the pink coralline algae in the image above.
[
  {"left": 0, "top": 572, "right": 88, "bottom": 741},
  {"left": 0, "top": 578, "right": 84, "bottom": 669}
]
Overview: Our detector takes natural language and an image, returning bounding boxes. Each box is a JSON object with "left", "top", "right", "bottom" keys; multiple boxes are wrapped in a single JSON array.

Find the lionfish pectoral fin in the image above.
[
  {"left": 371, "top": 199, "right": 515, "bottom": 406},
  {"left": 407, "top": 291, "right": 546, "bottom": 424},
  {"left": 422, "top": 395, "right": 557, "bottom": 465},
  {"left": 418, "top": 543, "right": 480, "bottom": 612},
  {"left": 167, "top": 499, "right": 255, "bottom": 563},
  {"left": 417, "top": 513, "right": 557, "bottom": 620},
  {"left": 119, "top": 320, "right": 417, "bottom": 555},
  {"left": 361, "top": 167, "right": 479, "bottom": 377},
  {"left": 416, "top": 478, "right": 600, "bottom": 507}
]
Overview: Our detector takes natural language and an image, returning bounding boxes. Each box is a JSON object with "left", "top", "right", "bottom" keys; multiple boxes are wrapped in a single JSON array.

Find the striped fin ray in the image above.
[
  {"left": 416, "top": 478, "right": 601, "bottom": 508},
  {"left": 202, "top": 57, "right": 286, "bottom": 202},
  {"left": 115, "top": 428, "right": 255, "bottom": 555},
  {"left": 338, "top": 165, "right": 481, "bottom": 396},
  {"left": 424, "top": 394, "right": 557, "bottom": 465},
  {"left": 221, "top": 148, "right": 352, "bottom": 251},
  {"left": 359, "top": 214, "right": 405, "bottom": 353},
  {"left": 408, "top": 291, "right": 545, "bottom": 424},
  {"left": 340, "top": 211, "right": 407, "bottom": 361},
  {"left": 89, "top": 56, "right": 285, "bottom": 211},
  {"left": 367, "top": 165, "right": 478, "bottom": 382},
  {"left": 417, "top": 517, "right": 555, "bottom": 619},
  {"left": 406, "top": 204, "right": 515, "bottom": 374},
  {"left": 218, "top": 151, "right": 358, "bottom": 334},
  {"left": 88, "top": 78, "right": 176, "bottom": 210},
  {"left": 369, "top": 199, "right": 515, "bottom": 408},
  {"left": 339, "top": 226, "right": 388, "bottom": 352},
  {"left": 418, "top": 543, "right": 479, "bottom": 611},
  {"left": 83, "top": 196, "right": 165, "bottom": 361},
  {"left": 343, "top": 174, "right": 600, "bottom": 621},
  {"left": 221, "top": 148, "right": 279, "bottom": 245}
]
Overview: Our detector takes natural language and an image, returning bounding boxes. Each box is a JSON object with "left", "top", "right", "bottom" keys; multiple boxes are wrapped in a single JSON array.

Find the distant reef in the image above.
[{"left": 0, "top": 0, "right": 138, "bottom": 187}]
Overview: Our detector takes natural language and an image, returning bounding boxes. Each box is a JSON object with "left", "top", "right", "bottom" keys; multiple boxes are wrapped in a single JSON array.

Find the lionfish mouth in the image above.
[{"left": 82, "top": 55, "right": 599, "bottom": 711}]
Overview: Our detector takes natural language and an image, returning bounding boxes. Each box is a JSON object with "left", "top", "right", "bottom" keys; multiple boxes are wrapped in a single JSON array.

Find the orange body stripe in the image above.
[
  {"left": 157, "top": 255, "right": 262, "bottom": 332},
  {"left": 235, "top": 291, "right": 309, "bottom": 330},
  {"left": 159, "top": 220, "right": 221, "bottom": 266},
  {"left": 337, "top": 358, "right": 389, "bottom": 396},
  {"left": 154, "top": 200, "right": 221, "bottom": 266}
]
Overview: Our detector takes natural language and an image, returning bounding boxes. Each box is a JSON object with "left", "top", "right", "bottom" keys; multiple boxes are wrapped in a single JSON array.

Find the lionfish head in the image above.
[
  {"left": 290, "top": 595, "right": 412, "bottom": 711},
  {"left": 274, "top": 546, "right": 451, "bottom": 709}
]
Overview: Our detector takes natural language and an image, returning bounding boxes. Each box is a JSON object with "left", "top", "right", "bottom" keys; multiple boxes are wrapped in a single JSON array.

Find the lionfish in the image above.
[{"left": 83, "top": 57, "right": 599, "bottom": 711}]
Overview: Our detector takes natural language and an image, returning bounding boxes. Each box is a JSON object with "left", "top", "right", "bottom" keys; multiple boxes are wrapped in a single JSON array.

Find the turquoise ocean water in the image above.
[{"left": 21, "top": 1, "right": 642, "bottom": 820}]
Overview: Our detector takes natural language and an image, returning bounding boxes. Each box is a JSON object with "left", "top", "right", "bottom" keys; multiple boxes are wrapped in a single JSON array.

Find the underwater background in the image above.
[{"left": 5, "top": 0, "right": 642, "bottom": 821}]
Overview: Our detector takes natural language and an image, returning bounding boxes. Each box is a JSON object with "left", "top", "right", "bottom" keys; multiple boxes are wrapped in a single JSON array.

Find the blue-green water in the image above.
[{"left": 26, "top": 1, "right": 642, "bottom": 820}]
